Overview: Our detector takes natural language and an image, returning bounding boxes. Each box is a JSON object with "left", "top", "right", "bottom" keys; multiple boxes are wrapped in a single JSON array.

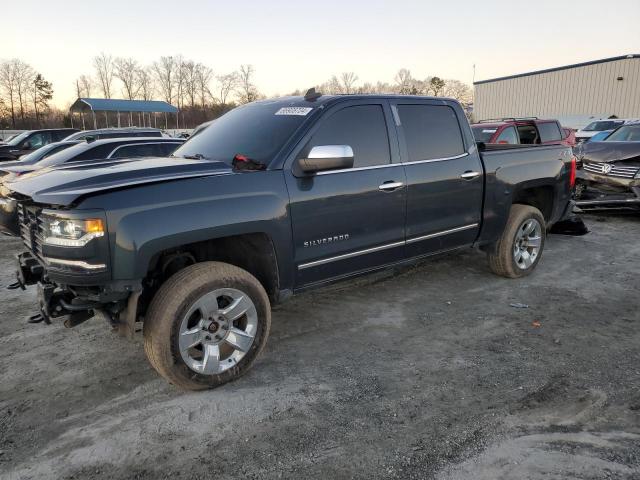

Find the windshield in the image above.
[
  {"left": 471, "top": 126, "right": 498, "bottom": 143},
  {"left": 604, "top": 125, "right": 640, "bottom": 142},
  {"left": 172, "top": 102, "right": 313, "bottom": 165},
  {"left": 7, "top": 131, "right": 30, "bottom": 146},
  {"left": 583, "top": 121, "right": 623, "bottom": 132}
]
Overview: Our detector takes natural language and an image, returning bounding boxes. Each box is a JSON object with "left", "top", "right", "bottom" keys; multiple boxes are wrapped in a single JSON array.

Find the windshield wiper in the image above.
[{"left": 181, "top": 153, "right": 208, "bottom": 160}]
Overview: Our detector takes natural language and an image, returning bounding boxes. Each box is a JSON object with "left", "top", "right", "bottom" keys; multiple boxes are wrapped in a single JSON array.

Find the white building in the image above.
[{"left": 473, "top": 54, "right": 640, "bottom": 127}]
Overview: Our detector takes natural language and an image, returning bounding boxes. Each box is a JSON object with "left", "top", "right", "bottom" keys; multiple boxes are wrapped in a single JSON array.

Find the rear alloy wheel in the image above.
[
  {"left": 144, "top": 262, "right": 271, "bottom": 390},
  {"left": 513, "top": 218, "right": 543, "bottom": 270},
  {"left": 488, "top": 204, "right": 546, "bottom": 278}
]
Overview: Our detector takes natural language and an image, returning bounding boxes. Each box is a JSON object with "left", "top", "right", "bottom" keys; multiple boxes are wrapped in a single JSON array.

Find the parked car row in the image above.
[
  {"left": 0, "top": 127, "right": 171, "bottom": 161},
  {"left": 0, "top": 92, "right": 577, "bottom": 390}
]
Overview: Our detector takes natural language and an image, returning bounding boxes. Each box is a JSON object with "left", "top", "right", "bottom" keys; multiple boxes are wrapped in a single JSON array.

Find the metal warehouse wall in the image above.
[{"left": 473, "top": 56, "right": 640, "bottom": 121}]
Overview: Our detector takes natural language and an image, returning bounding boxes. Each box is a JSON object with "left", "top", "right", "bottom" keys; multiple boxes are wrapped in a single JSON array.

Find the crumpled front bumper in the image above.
[{"left": 575, "top": 170, "right": 640, "bottom": 209}]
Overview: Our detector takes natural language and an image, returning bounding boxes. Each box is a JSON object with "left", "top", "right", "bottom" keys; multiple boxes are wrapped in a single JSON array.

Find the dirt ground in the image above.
[{"left": 1, "top": 213, "right": 639, "bottom": 480}]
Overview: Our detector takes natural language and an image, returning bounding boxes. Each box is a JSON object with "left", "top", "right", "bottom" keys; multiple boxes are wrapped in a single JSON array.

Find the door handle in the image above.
[
  {"left": 378, "top": 181, "right": 404, "bottom": 191},
  {"left": 460, "top": 171, "right": 481, "bottom": 180}
]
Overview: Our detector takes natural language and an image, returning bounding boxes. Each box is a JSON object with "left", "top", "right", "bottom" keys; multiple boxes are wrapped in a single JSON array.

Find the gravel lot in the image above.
[{"left": 1, "top": 213, "right": 639, "bottom": 480}]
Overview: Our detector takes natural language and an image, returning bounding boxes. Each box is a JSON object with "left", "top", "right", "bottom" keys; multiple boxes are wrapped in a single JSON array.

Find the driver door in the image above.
[{"left": 284, "top": 101, "right": 407, "bottom": 287}]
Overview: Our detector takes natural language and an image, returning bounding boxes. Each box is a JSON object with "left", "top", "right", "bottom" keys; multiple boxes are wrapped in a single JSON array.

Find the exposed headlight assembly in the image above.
[{"left": 43, "top": 216, "right": 105, "bottom": 247}]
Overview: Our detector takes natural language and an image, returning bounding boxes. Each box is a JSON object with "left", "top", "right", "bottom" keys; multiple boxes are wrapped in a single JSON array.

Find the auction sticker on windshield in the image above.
[{"left": 275, "top": 107, "right": 313, "bottom": 116}]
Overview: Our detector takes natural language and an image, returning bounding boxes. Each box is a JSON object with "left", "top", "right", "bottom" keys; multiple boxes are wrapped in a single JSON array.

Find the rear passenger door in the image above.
[
  {"left": 392, "top": 100, "right": 483, "bottom": 258},
  {"left": 285, "top": 101, "right": 407, "bottom": 287}
]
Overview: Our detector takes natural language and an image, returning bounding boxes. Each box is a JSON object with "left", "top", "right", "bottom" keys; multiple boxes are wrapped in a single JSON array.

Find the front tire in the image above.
[
  {"left": 143, "top": 262, "right": 271, "bottom": 391},
  {"left": 487, "top": 204, "right": 546, "bottom": 278}
]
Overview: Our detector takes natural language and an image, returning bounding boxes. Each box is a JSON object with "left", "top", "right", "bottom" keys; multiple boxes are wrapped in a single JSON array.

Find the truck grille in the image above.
[
  {"left": 583, "top": 162, "right": 640, "bottom": 179},
  {"left": 17, "top": 203, "right": 44, "bottom": 261}
]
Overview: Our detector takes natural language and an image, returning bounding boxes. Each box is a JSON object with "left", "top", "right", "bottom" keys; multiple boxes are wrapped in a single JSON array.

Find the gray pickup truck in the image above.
[{"left": 3, "top": 93, "right": 576, "bottom": 390}]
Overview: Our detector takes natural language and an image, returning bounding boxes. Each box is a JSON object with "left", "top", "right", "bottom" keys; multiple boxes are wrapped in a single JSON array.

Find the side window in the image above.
[
  {"left": 158, "top": 143, "right": 181, "bottom": 156},
  {"left": 537, "top": 122, "right": 562, "bottom": 142},
  {"left": 53, "top": 131, "right": 71, "bottom": 141},
  {"left": 495, "top": 126, "right": 519, "bottom": 144},
  {"left": 72, "top": 144, "right": 114, "bottom": 161},
  {"left": 307, "top": 105, "right": 390, "bottom": 168},
  {"left": 110, "top": 143, "right": 158, "bottom": 159},
  {"left": 397, "top": 105, "right": 465, "bottom": 161},
  {"left": 41, "top": 144, "right": 70, "bottom": 159},
  {"left": 26, "top": 132, "right": 51, "bottom": 149},
  {"left": 517, "top": 125, "right": 539, "bottom": 144}
]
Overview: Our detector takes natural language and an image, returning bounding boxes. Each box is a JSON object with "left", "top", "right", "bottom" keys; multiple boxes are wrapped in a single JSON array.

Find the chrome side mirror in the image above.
[{"left": 298, "top": 145, "right": 354, "bottom": 173}]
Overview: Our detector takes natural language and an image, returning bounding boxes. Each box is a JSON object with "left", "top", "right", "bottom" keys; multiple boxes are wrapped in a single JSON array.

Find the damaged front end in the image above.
[
  {"left": 8, "top": 200, "right": 141, "bottom": 336},
  {"left": 575, "top": 140, "right": 640, "bottom": 211}
]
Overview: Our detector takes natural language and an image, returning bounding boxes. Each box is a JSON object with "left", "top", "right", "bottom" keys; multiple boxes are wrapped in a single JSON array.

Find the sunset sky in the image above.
[{"left": 6, "top": 0, "right": 640, "bottom": 107}]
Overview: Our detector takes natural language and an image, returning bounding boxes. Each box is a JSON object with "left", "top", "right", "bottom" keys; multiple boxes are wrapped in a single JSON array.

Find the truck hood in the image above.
[
  {"left": 6, "top": 156, "right": 233, "bottom": 206},
  {"left": 580, "top": 142, "right": 640, "bottom": 164}
]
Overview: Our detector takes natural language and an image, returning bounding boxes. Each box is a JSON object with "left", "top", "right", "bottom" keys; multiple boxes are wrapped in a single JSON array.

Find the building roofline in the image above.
[{"left": 474, "top": 54, "right": 639, "bottom": 85}]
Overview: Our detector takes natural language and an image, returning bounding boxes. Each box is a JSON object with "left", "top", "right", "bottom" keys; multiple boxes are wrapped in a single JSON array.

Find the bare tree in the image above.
[
  {"left": 395, "top": 68, "right": 421, "bottom": 94},
  {"left": 13, "top": 60, "right": 35, "bottom": 122},
  {"left": 114, "top": 57, "right": 141, "bottom": 100},
  {"left": 78, "top": 74, "right": 93, "bottom": 97},
  {"left": 93, "top": 53, "right": 115, "bottom": 98},
  {"left": 152, "top": 56, "right": 177, "bottom": 104},
  {"left": 181, "top": 60, "right": 198, "bottom": 108},
  {"left": 216, "top": 72, "right": 238, "bottom": 106},
  {"left": 340, "top": 72, "right": 358, "bottom": 94},
  {"left": 195, "top": 64, "right": 214, "bottom": 109},
  {"left": 137, "top": 67, "right": 154, "bottom": 101},
  {"left": 236, "top": 64, "right": 260, "bottom": 104},
  {"left": 442, "top": 79, "right": 473, "bottom": 105},
  {"left": 0, "top": 59, "right": 18, "bottom": 127}
]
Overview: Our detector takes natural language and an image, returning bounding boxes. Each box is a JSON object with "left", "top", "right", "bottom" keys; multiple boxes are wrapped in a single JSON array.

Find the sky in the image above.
[{"left": 5, "top": 0, "right": 640, "bottom": 108}]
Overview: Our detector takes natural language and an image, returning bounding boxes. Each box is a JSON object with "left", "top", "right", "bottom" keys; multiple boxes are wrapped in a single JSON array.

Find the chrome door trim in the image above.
[
  {"left": 405, "top": 223, "right": 479, "bottom": 244},
  {"left": 401, "top": 152, "right": 469, "bottom": 166},
  {"left": 297, "top": 223, "right": 479, "bottom": 270},
  {"left": 315, "top": 163, "right": 399, "bottom": 175},
  {"left": 313, "top": 152, "right": 471, "bottom": 176},
  {"left": 298, "top": 240, "right": 405, "bottom": 270}
]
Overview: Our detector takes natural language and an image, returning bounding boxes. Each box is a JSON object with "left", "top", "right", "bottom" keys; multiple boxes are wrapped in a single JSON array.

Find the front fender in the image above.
[{"left": 82, "top": 171, "right": 294, "bottom": 289}]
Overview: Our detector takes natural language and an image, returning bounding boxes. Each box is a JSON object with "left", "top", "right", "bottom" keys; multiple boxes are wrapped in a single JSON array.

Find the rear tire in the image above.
[
  {"left": 487, "top": 204, "right": 546, "bottom": 278},
  {"left": 143, "top": 261, "right": 271, "bottom": 391}
]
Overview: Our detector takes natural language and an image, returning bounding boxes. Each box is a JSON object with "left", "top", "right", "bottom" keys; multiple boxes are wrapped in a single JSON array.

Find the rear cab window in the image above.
[{"left": 397, "top": 104, "right": 465, "bottom": 160}]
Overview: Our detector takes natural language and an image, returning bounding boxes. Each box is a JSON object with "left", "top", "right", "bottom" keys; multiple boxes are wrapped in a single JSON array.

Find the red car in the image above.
[{"left": 472, "top": 118, "right": 576, "bottom": 147}]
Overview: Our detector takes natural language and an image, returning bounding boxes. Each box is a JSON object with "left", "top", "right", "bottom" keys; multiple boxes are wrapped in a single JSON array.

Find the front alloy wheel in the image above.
[
  {"left": 144, "top": 262, "right": 271, "bottom": 390},
  {"left": 179, "top": 288, "right": 258, "bottom": 375}
]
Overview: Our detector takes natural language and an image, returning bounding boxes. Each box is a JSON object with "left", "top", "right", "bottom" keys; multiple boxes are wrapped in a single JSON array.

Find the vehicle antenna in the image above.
[{"left": 304, "top": 88, "right": 322, "bottom": 101}]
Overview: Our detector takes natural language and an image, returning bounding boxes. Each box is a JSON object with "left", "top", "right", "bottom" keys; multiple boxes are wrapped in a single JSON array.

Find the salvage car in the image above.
[
  {"left": 4, "top": 93, "right": 576, "bottom": 390},
  {"left": 574, "top": 119, "right": 625, "bottom": 143},
  {"left": 0, "top": 137, "right": 184, "bottom": 235},
  {"left": 0, "top": 129, "right": 80, "bottom": 161},
  {"left": 471, "top": 118, "right": 574, "bottom": 146},
  {"left": 0, "top": 140, "right": 81, "bottom": 169},
  {"left": 575, "top": 122, "right": 640, "bottom": 210}
]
